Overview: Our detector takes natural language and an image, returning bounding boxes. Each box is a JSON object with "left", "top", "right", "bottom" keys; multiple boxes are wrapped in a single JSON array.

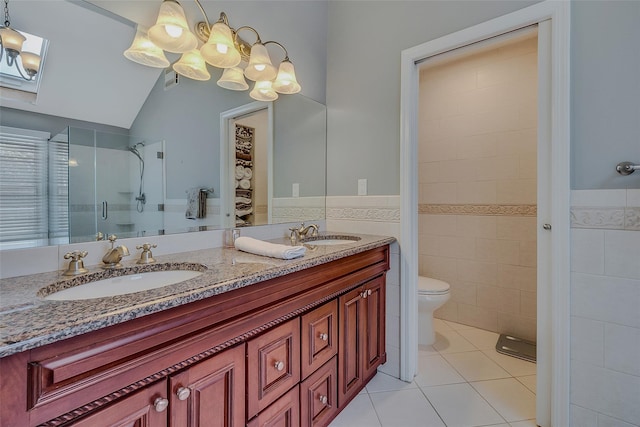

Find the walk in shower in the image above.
[{"left": 65, "top": 127, "right": 164, "bottom": 243}]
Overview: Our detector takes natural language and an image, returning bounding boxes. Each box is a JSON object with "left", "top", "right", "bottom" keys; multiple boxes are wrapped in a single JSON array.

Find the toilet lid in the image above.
[{"left": 418, "top": 276, "right": 450, "bottom": 295}]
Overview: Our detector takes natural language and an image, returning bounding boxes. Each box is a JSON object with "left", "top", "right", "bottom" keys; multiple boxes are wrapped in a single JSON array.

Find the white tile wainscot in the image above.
[{"left": 570, "top": 189, "right": 640, "bottom": 427}]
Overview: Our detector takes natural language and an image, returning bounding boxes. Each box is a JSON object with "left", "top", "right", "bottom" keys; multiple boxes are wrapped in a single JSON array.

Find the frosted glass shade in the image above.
[
  {"left": 124, "top": 27, "right": 170, "bottom": 68},
  {"left": 244, "top": 43, "right": 277, "bottom": 81},
  {"left": 0, "top": 27, "right": 26, "bottom": 53},
  {"left": 19, "top": 52, "right": 41, "bottom": 75},
  {"left": 173, "top": 49, "right": 211, "bottom": 81},
  {"left": 272, "top": 60, "right": 301, "bottom": 94},
  {"left": 148, "top": 0, "right": 197, "bottom": 53},
  {"left": 217, "top": 67, "right": 249, "bottom": 91},
  {"left": 250, "top": 80, "right": 278, "bottom": 101},
  {"left": 201, "top": 22, "right": 241, "bottom": 68}
]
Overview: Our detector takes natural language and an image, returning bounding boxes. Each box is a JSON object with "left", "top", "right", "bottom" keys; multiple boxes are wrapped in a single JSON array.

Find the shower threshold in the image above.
[{"left": 496, "top": 334, "right": 536, "bottom": 363}]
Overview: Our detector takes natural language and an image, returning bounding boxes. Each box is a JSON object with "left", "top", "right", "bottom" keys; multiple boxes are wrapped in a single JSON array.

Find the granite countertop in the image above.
[{"left": 0, "top": 233, "right": 395, "bottom": 358}]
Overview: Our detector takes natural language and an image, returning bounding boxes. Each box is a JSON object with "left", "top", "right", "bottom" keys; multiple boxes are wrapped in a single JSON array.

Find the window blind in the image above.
[
  {"left": 0, "top": 126, "right": 52, "bottom": 248},
  {"left": 48, "top": 139, "right": 69, "bottom": 241}
]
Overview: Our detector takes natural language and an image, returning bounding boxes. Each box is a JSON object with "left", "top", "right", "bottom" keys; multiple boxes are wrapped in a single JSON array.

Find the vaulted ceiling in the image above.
[{"left": 1, "top": 1, "right": 162, "bottom": 129}]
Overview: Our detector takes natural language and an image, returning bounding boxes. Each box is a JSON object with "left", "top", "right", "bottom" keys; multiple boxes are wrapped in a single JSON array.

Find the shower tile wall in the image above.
[{"left": 418, "top": 36, "right": 538, "bottom": 340}]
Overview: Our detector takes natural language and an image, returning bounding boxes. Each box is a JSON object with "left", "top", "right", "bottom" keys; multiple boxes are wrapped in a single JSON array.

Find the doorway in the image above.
[
  {"left": 400, "top": 2, "right": 570, "bottom": 426},
  {"left": 220, "top": 102, "right": 273, "bottom": 229}
]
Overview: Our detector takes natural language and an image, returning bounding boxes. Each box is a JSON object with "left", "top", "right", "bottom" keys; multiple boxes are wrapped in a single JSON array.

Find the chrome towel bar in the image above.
[{"left": 616, "top": 161, "right": 640, "bottom": 176}]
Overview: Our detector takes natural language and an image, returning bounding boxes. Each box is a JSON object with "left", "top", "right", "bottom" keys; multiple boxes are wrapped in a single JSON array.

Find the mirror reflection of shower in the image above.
[{"left": 128, "top": 142, "right": 146, "bottom": 212}]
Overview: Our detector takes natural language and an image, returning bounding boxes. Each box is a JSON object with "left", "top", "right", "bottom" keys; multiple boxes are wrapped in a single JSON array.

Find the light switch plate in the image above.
[{"left": 358, "top": 179, "right": 367, "bottom": 196}]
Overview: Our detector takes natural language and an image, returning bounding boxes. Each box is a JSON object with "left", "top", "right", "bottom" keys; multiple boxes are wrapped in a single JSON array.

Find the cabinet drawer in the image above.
[
  {"left": 247, "top": 385, "right": 300, "bottom": 427},
  {"left": 247, "top": 319, "right": 301, "bottom": 419},
  {"left": 300, "top": 357, "right": 337, "bottom": 427},
  {"left": 300, "top": 300, "right": 338, "bottom": 380}
]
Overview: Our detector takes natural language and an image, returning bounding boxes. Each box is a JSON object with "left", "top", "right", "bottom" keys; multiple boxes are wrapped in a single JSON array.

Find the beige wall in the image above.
[{"left": 418, "top": 35, "right": 538, "bottom": 341}]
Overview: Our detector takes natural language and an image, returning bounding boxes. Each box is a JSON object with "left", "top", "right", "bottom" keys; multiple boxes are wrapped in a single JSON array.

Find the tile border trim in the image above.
[
  {"left": 419, "top": 203, "right": 537, "bottom": 217},
  {"left": 570, "top": 207, "right": 640, "bottom": 231},
  {"left": 326, "top": 207, "right": 401, "bottom": 222}
]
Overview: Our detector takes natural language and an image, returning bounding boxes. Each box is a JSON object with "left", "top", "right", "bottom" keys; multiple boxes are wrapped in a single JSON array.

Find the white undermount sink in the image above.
[
  {"left": 301, "top": 235, "right": 361, "bottom": 246},
  {"left": 43, "top": 269, "right": 203, "bottom": 301}
]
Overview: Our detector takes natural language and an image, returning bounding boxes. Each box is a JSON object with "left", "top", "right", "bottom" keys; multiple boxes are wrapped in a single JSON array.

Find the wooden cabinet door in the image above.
[
  {"left": 169, "top": 345, "right": 245, "bottom": 427},
  {"left": 247, "top": 319, "right": 301, "bottom": 419},
  {"left": 246, "top": 385, "right": 300, "bottom": 427},
  {"left": 363, "top": 276, "right": 386, "bottom": 380},
  {"left": 338, "top": 276, "right": 386, "bottom": 408},
  {"left": 300, "top": 357, "right": 337, "bottom": 427},
  {"left": 69, "top": 380, "right": 168, "bottom": 427},
  {"left": 337, "top": 287, "right": 364, "bottom": 407},
  {"left": 300, "top": 300, "right": 338, "bottom": 380}
]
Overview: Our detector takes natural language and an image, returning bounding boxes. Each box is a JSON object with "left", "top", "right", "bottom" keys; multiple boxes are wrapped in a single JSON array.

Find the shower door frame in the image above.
[{"left": 399, "top": 1, "right": 570, "bottom": 426}]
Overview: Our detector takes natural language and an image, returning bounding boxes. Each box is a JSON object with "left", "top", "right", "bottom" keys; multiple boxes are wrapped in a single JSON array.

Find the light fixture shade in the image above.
[
  {"left": 19, "top": 52, "right": 41, "bottom": 75},
  {"left": 124, "top": 26, "right": 170, "bottom": 68},
  {"left": 148, "top": 0, "right": 198, "bottom": 53},
  {"left": 173, "top": 49, "right": 211, "bottom": 81},
  {"left": 201, "top": 21, "right": 241, "bottom": 68},
  {"left": 244, "top": 43, "right": 277, "bottom": 81},
  {"left": 0, "top": 26, "right": 26, "bottom": 53},
  {"left": 217, "top": 67, "right": 249, "bottom": 91},
  {"left": 250, "top": 80, "right": 278, "bottom": 101},
  {"left": 272, "top": 60, "right": 301, "bottom": 94}
]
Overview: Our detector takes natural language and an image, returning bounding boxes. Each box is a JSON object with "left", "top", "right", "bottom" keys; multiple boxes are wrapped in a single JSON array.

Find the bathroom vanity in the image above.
[{"left": 0, "top": 234, "right": 393, "bottom": 427}]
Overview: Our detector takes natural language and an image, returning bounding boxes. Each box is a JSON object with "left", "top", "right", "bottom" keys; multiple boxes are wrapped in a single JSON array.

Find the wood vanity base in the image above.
[{"left": 0, "top": 245, "right": 389, "bottom": 427}]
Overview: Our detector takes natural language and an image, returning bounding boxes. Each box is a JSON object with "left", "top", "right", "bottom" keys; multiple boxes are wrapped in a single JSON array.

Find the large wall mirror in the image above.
[{"left": 0, "top": 0, "right": 326, "bottom": 249}]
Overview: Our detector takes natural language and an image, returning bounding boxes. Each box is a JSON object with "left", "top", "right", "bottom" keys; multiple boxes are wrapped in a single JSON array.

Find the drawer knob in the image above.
[
  {"left": 319, "top": 395, "right": 328, "bottom": 405},
  {"left": 367, "top": 289, "right": 372, "bottom": 296},
  {"left": 154, "top": 397, "right": 169, "bottom": 412},
  {"left": 319, "top": 333, "right": 328, "bottom": 341},
  {"left": 176, "top": 386, "right": 191, "bottom": 401},
  {"left": 361, "top": 291, "right": 368, "bottom": 299},
  {"left": 274, "top": 361, "right": 285, "bottom": 371}
]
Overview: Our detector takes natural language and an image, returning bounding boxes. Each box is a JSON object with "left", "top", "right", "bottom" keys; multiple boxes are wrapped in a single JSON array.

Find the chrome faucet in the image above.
[
  {"left": 102, "top": 234, "right": 130, "bottom": 268},
  {"left": 289, "top": 222, "right": 319, "bottom": 244}
]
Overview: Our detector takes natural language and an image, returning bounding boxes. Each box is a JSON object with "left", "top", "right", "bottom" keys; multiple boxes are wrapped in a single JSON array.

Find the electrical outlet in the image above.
[
  {"left": 292, "top": 183, "right": 299, "bottom": 198},
  {"left": 358, "top": 179, "right": 367, "bottom": 196}
]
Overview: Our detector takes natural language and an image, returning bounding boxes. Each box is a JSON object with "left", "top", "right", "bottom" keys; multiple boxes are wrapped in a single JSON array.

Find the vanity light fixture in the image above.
[
  {"left": 123, "top": 0, "right": 301, "bottom": 98},
  {"left": 0, "top": 0, "right": 42, "bottom": 81}
]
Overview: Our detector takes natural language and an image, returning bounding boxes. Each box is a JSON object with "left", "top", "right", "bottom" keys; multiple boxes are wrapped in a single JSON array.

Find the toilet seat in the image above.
[{"left": 418, "top": 276, "right": 450, "bottom": 295}]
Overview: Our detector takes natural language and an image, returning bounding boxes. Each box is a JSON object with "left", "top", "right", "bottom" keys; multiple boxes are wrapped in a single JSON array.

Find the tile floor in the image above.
[{"left": 329, "top": 319, "right": 537, "bottom": 427}]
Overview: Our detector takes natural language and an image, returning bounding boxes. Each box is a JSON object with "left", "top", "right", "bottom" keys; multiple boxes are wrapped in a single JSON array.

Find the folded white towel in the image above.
[
  {"left": 239, "top": 178, "right": 251, "bottom": 189},
  {"left": 235, "top": 165, "right": 245, "bottom": 180},
  {"left": 234, "top": 236, "right": 306, "bottom": 260},
  {"left": 244, "top": 167, "right": 253, "bottom": 179}
]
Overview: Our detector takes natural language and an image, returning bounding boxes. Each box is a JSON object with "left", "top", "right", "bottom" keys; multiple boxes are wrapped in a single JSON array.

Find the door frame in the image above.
[
  {"left": 220, "top": 101, "right": 274, "bottom": 228},
  {"left": 399, "top": 1, "right": 570, "bottom": 426}
]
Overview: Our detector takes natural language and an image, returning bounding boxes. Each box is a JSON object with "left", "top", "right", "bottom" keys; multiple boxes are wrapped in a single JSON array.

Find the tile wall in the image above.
[
  {"left": 418, "top": 36, "right": 538, "bottom": 341},
  {"left": 570, "top": 189, "right": 640, "bottom": 427}
]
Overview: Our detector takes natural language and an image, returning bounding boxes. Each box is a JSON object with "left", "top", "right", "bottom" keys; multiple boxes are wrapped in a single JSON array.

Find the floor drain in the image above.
[{"left": 496, "top": 334, "right": 536, "bottom": 363}]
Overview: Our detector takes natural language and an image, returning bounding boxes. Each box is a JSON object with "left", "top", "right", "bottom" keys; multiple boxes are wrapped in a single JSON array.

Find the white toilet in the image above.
[{"left": 418, "top": 276, "right": 451, "bottom": 346}]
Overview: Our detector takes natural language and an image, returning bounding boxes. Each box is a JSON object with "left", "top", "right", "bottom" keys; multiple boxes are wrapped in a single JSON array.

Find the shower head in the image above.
[{"left": 128, "top": 145, "right": 144, "bottom": 162}]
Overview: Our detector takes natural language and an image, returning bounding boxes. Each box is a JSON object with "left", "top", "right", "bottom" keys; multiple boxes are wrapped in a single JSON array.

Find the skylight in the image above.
[{"left": 0, "top": 29, "right": 48, "bottom": 101}]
